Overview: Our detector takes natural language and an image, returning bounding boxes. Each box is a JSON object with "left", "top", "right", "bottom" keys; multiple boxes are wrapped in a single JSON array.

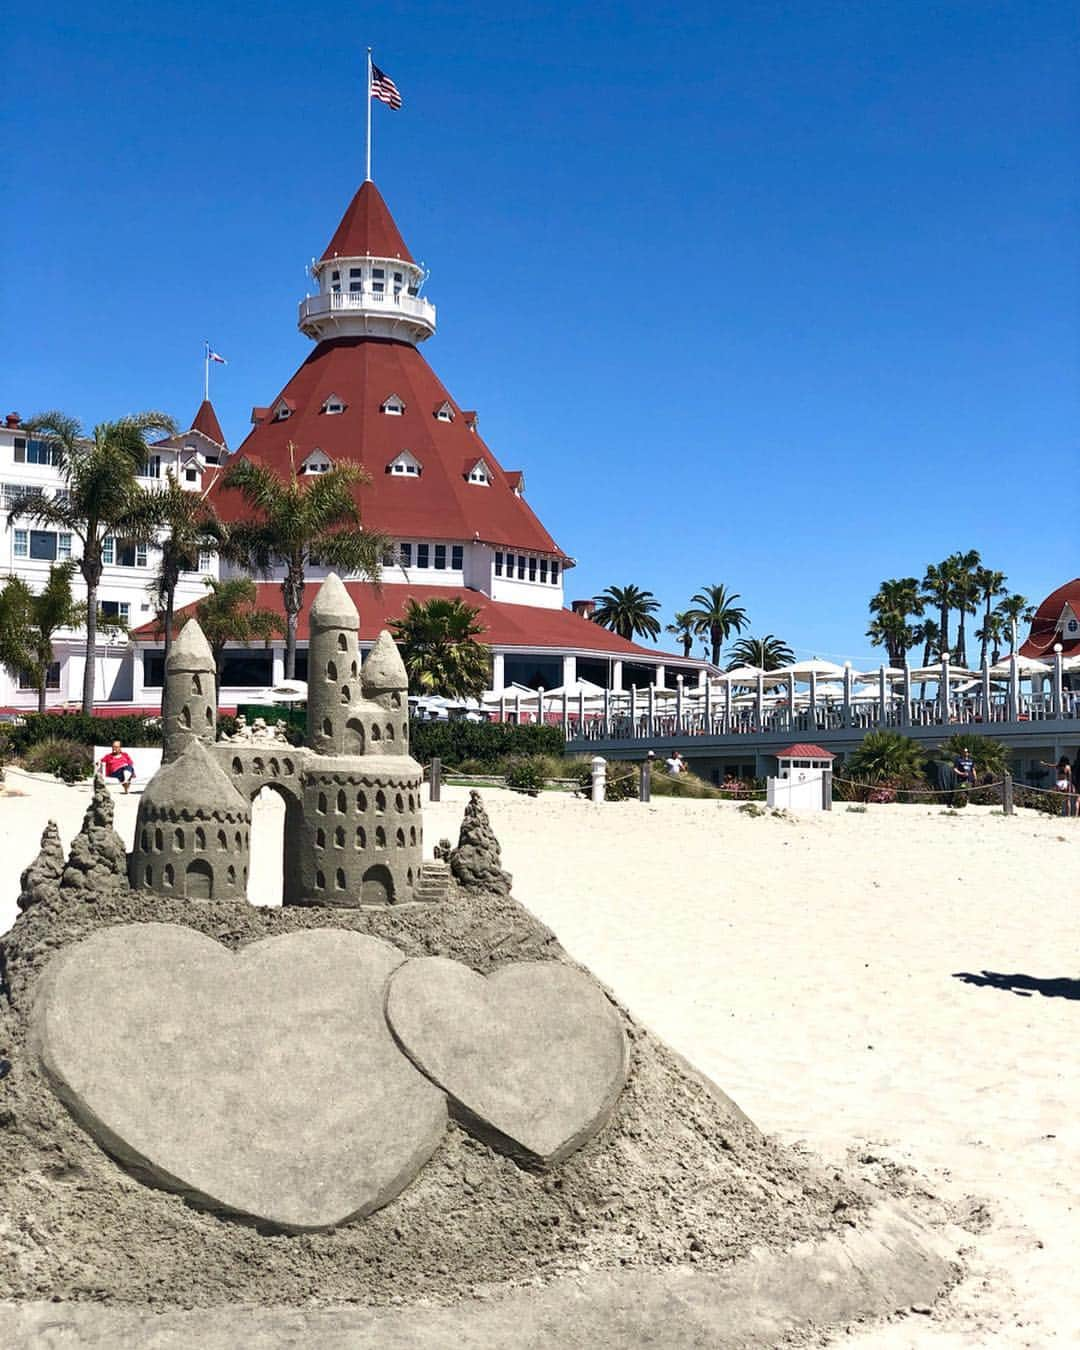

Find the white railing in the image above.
[{"left": 299, "top": 290, "right": 436, "bottom": 326}]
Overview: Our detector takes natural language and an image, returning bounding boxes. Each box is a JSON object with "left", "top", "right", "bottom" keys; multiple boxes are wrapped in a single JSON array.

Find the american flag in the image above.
[{"left": 371, "top": 63, "right": 402, "bottom": 109}]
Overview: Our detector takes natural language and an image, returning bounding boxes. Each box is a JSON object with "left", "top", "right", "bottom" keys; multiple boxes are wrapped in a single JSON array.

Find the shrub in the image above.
[
  {"left": 7, "top": 713, "right": 162, "bottom": 754},
  {"left": 935, "top": 733, "right": 1010, "bottom": 780},
  {"left": 648, "top": 768, "right": 724, "bottom": 799},
  {"left": 845, "top": 731, "right": 924, "bottom": 783},
  {"left": 504, "top": 757, "right": 545, "bottom": 796},
  {"left": 409, "top": 719, "right": 564, "bottom": 770},
  {"left": 21, "top": 737, "right": 93, "bottom": 782},
  {"left": 575, "top": 760, "right": 638, "bottom": 801}
]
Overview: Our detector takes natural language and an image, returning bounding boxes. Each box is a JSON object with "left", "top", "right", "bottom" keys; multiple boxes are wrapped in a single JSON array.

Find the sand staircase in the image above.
[{"left": 415, "top": 860, "right": 451, "bottom": 904}]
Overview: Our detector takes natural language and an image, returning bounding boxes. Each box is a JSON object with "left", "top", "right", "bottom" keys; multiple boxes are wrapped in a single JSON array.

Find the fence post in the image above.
[
  {"left": 640, "top": 757, "right": 652, "bottom": 803},
  {"left": 430, "top": 756, "right": 442, "bottom": 802},
  {"left": 1001, "top": 771, "right": 1013, "bottom": 816},
  {"left": 822, "top": 767, "right": 833, "bottom": 811},
  {"left": 590, "top": 755, "right": 607, "bottom": 803}
]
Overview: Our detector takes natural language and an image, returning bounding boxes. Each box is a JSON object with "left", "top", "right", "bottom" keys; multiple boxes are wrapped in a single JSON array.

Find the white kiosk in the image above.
[{"left": 767, "top": 743, "right": 835, "bottom": 812}]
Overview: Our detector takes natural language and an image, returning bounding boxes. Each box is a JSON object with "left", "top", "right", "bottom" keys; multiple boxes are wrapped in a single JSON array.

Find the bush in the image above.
[
  {"left": 504, "top": 757, "right": 546, "bottom": 796},
  {"left": 7, "top": 713, "right": 162, "bottom": 754},
  {"left": 845, "top": 731, "right": 925, "bottom": 783},
  {"left": 21, "top": 737, "right": 93, "bottom": 782},
  {"left": 935, "top": 733, "right": 1010, "bottom": 780},
  {"left": 409, "top": 719, "right": 564, "bottom": 770},
  {"left": 648, "top": 768, "right": 724, "bottom": 799}
]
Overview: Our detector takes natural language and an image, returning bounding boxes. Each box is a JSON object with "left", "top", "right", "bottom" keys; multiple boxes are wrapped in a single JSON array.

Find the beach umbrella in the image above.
[
  {"left": 987, "top": 655, "right": 1051, "bottom": 678},
  {"left": 481, "top": 682, "right": 539, "bottom": 705},
  {"left": 774, "top": 658, "right": 848, "bottom": 680},
  {"left": 906, "top": 663, "right": 981, "bottom": 682},
  {"left": 541, "top": 678, "right": 608, "bottom": 702},
  {"left": 852, "top": 667, "right": 906, "bottom": 683}
]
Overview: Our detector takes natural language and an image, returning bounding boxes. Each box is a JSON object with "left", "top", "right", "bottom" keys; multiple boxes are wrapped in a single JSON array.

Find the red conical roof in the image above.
[
  {"left": 321, "top": 181, "right": 415, "bottom": 263},
  {"left": 191, "top": 399, "right": 226, "bottom": 448}
]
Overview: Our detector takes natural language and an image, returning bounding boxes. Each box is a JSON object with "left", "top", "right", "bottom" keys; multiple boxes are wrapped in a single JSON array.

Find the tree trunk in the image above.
[
  {"left": 957, "top": 611, "right": 968, "bottom": 667},
  {"left": 282, "top": 564, "right": 303, "bottom": 680},
  {"left": 161, "top": 578, "right": 176, "bottom": 710},
  {"left": 37, "top": 674, "right": 47, "bottom": 716},
  {"left": 710, "top": 627, "right": 721, "bottom": 666},
  {"left": 979, "top": 595, "right": 991, "bottom": 668},
  {"left": 681, "top": 635, "right": 691, "bottom": 658},
  {"left": 82, "top": 578, "right": 99, "bottom": 716}
]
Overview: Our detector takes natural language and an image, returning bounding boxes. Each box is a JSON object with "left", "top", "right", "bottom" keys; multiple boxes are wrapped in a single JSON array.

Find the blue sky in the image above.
[{"left": 5, "top": 1, "right": 1076, "bottom": 664}]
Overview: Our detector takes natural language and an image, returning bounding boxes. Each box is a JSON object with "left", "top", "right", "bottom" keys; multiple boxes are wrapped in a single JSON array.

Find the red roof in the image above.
[
  {"left": 320, "top": 181, "right": 415, "bottom": 264},
  {"left": 190, "top": 399, "right": 226, "bottom": 448},
  {"left": 213, "top": 337, "right": 565, "bottom": 556},
  {"left": 132, "top": 581, "right": 683, "bottom": 661},
  {"left": 1019, "top": 578, "right": 1080, "bottom": 657},
  {"left": 773, "top": 743, "right": 835, "bottom": 760}
]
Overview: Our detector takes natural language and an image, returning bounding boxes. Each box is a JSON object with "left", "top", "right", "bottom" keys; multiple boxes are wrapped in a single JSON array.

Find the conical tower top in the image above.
[
  {"left": 299, "top": 183, "right": 435, "bottom": 346},
  {"left": 362, "top": 630, "right": 408, "bottom": 693},
  {"left": 167, "top": 619, "right": 215, "bottom": 672},
  {"left": 309, "top": 573, "right": 359, "bottom": 633}
]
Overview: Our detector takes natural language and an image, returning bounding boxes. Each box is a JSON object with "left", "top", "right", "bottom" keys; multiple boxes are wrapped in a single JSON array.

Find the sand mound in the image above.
[{"left": 0, "top": 883, "right": 885, "bottom": 1312}]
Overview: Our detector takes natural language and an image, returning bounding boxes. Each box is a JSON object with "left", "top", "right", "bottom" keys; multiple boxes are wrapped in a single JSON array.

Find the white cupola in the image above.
[{"left": 298, "top": 181, "right": 436, "bottom": 346}]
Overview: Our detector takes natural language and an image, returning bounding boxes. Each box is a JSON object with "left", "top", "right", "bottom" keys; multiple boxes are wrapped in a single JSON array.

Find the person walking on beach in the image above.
[
  {"left": 99, "top": 740, "right": 135, "bottom": 793},
  {"left": 952, "top": 745, "right": 975, "bottom": 790}
]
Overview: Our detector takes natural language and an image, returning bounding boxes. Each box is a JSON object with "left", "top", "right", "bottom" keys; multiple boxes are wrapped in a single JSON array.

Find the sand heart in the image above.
[
  {"left": 385, "top": 958, "right": 629, "bottom": 1168},
  {"left": 30, "top": 924, "right": 446, "bottom": 1232}
]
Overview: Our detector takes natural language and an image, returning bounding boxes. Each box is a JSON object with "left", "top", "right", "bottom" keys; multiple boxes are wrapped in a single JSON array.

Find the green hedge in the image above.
[
  {"left": 4, "top": 713, "right": 163, "bottom": 754},
  {"left": 409, "top": 719, "right": 564, "bottom": 769}
]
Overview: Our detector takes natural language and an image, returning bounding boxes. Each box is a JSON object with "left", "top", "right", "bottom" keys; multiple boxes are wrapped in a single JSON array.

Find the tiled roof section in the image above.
[
  {"left": 1019, "top": 577, "right": 1080, "bottom": 657},
  {"left": 132, "top": 581, "right": 686, "bottom": 661},
  {"left": 320, "top": 181, "right": 415, "bottom": 263},
  {"left": 773, "top": 743, "right": 835, "bottom": 759},
  {"left": 211, "top": 337, "right": 565, "bottom": 557},
  {"left": 190, "top": 399, "right": 226, "bottom": 448}
]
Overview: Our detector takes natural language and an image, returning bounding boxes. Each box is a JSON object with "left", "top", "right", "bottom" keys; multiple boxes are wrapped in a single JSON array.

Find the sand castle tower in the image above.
[
  {"left": 129, "top": 740, "right": 251, "bottom": 900},
  {"left": 296, "top": 574, "right": 423, "bottom": 907},
  {"left": 162, "top": 620, "right": 217, "bottom": 764}
]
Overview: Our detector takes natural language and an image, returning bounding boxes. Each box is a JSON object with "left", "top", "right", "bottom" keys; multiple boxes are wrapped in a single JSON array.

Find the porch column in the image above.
[
  {"left": 755, "top": 673, "right": 764, "bottom": 732},
  {"left": 879, "top": 664, "right": 888, "bottom": 726},
  {"left": 491, "top": 651, "right": 505, "bottom": 691},
  {"left": 654, "top": 663, "right": 666, "bottom": 688},
  {"left": 980, "top": 660, "right": 991, "bottom": 724},
  {"left": 939, "top": 654, "right": 951, "bottom": 725},
  {"left": 843, "top": 663, "right": 852, "bottom": 729},
  {"left": 272, "top": 647, "right": 286, "bottom": 685},
  {"left": 647, "top": 683, "right": 655, "bottom": 738},
  {"left": 611, "top": 659, "right": 623, "bottom": 691},
  {"left": 1052, "top": 644, "right": 1064, "bottom": 718},
  {"left": 562, "top": 653, "right": 577, "bottom": 687},
  {"left": 809, "top": 670, "right": 818, "bottom": 728},
  {"left": 901, "top": 660, "right": 912, "bottom": 727},
  {"left": 676, "top": 675, "right": 684, "bottom": 733}
]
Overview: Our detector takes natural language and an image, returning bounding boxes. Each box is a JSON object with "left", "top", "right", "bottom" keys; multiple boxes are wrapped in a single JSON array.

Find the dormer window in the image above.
[
  {"left": 302, "top": 450, "right": 332, "bottom": 476},
  {"left": 321, "top": 394, "right": 346, "bottom": 415},
  {"left": 271, "top": 399, "right": 294, "bottom": 423},
  {"left": 434, "top": 401, "right": 454, "bottom": 423},
  {"left": 388, "top": 450, "right": 422, "bottom": 477},
  {"left": 466, "top": 459, "right": 492, "bottom": 486},
  {"left": 381, "top": 394, "right": 406, "bottom": 416}
]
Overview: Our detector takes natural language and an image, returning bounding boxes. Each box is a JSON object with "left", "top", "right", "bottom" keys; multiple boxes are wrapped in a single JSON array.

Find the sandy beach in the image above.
[{"left": 1, "top": 770, "right": 1076, "bottom": 1346}]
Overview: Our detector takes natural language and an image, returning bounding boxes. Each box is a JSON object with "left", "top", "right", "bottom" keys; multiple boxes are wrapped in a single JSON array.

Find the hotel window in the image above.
[
  {"left": 99, "top": 600, "right": 130, "bottom": 625},
  {"left": 29, "top": 530, "right": 58, "bottom": 560},
  {"left": 417, "top": 543, "right": 430, "bottom": 568},
  {"left": 494, "top": 551, "right": 503, "bottom": 576},
  {"left": 2, "top": 482, "right": 42, "bottom": 509},
  {"left": 103, "top": 538, "right": 147, "bottom": 568},
  {"left": 399, "top": 542, "right": 412, "bottom": 566},
  {"left": 19, "top": 661, "right": 60, "bottom": 691},
  {"left": 13, "top": 529, "right": 28, "bottom": 558},
  {"left": 57, "top": 532, "right": 72, "bottom": 559},
  {"left": 393, "top": 270, "right": 403, "bottom": 296},
  {"left": 198, "top": 549, "right": 214, "bottom": 572},
  {"left": 349, "top": 267, "right": 362, "bottom": 293},
  {"left": 517, "top": 555, "right": 526, "bottom": 580},
  {"left": 539, "top": 559, "right": 548, "bottom": 583},
  {"left": 184, "top": 467, "right": 198, "bottom": 483},
  {"left": 451, "top": 544, "right": 463, "bottom": 570},
  {"left": 322, "top": 395, "right": 345, "bottom": 415},
  {"left": 434, "top": 544, "right": 446, "bottom": 570},
  {"left": 372, "top": 267, "right": 385, "bottom": 293},
  {"left": 331, "top": 270, "right": 340, "bottom": 282},
  {"left": 382, "top": 394, "right": 405, "bottom": 416},
  {"left": 408, "top": 284, "right": 419, "bottom": 296},
  {"left": 528, "top": 556, "right": 537, "bottom": 582},
  {"left": 551, "top": 561, "right": 560, "bottom": 583},
  {"left": 13, "top": 436, "right": 59, "bottom": 466},
  {"left": 141, "top": 455, "right": 161, "bottom": 479}
]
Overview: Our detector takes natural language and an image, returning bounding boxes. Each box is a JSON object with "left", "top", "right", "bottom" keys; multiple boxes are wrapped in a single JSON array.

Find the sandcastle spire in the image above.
[
  {"left": 307, "top": 574, "right": 361, "bottom": 757},
  {"left": 162, "top": 618, "right": 217, "bottom": 763}
]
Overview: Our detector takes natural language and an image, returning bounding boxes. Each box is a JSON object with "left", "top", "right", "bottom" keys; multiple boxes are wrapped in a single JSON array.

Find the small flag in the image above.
[
  {"left": 206, "top": 345, "right": 227, "bottom": 365},
  {"left": 371, "top": 64, "right": 402, "bottom": 109}
]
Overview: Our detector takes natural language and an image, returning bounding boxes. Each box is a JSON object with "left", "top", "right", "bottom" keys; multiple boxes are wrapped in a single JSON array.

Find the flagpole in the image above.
[
  {"left": 365, "top": 48, "right": 373, "bottom": 182},
  {"left": 203, "top": 342, "right": 209, "bottom": 402}
]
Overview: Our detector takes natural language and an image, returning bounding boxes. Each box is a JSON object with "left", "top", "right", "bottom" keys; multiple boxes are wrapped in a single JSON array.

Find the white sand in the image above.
[{"left": 2, "top": 770, "right": 1077, "bottom": 1345}]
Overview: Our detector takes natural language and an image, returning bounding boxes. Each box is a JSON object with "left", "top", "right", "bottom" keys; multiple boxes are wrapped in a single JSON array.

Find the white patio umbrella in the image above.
[
  {"left": 987, "top": 655, "right": 1051, "bottom": 678},
  {"left": 715, "top": 665, "right": 787, "bottom": 687},
  {"left": 481, "top": 682, "right": 539, "bottom": 705},
  {"left": 852, "top": 667, "right": 906, "bottom": 682},
  {"left": 775, "top": 658, "right": 848, "bottom": 681},
  {"left": 907, "top": 663, "right": 981, "bottom": 682},
  {"left": 542, "top": 678, "right": 609, "bottom": 702}
]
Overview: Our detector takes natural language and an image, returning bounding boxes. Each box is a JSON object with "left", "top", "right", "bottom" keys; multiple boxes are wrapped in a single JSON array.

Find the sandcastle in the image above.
[{"left": 0, "top": 575, "right": 957, "bottom": 1347}]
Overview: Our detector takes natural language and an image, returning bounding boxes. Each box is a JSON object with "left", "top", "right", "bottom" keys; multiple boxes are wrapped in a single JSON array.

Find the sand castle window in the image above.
[
  {"left": 163, "top": 864, "right": 174, "bottom": 887},
  {"left": 175, "top": 828, "right": 185, "bottom": 849},
  {"left": 252, "top": 758, "right": 264, "bottom": 775},
  {"left": 395, "top": 793, "right": 404, "bottom": 813},
  {"left": 316, "top": 828, "right": 326, "bottom": 848},
  {"left": 140, "top": 829, "right": 149, "bottom": 851},
  {"left": 334, "top": 827, "right": 346, "bottom": 848},
  {"left": 385, "top": 723, "right": 395, "bottom": 741},
  {"left": 337, "top": 634, "right": 348, "bottom": 651},
  {"left": 356, "top": 826, "right": 367, "bottom": 848},
  {"left": 235, "top": 831, "right": 243, "bottom": 849},
  {"left": 327, "top": 661, "right": 337, "bottom": 681},
  {"left": 357, "top": 791, "right": 368, "bottom": 812},
  {"left": 144, "top": 865, "right": 152, "bottom": 887},
  {"left": 154, "top": 828, "right": 163, "bottom": 850},
  {"left": 323, "top": 718, "right": 332, "bottom": 738},
  {"left": 337, "top": 789, "right": 347, "bottom": 813},
  {"left": 341, "top": 686, "right": 350, "bottom": 703},
  {"left": 410, "top": 826, "right": 417, "bottom": 845},
  {"left": 407, "top": 867, "right": 414, "bottom": 885},
  {"left": 226, "top": 865, "right": 236, "bottom": 884},
  {"left": 316, "top": 870, "right": 326, "bottom": 888},
  {"left": 336, "top": 869, "right": 346, "bottom": 890},
  {"left": 395, "top": 828, "right": 405, "bottom": 848},
  {"left": 181, "top": 706, "right": 192, "bottom": 728},
  {"left": 375, "top": 827, "right": 386, "bottom": 848},
  {"left": 376, "top": 791, "right": 386, "bottom": 812},
  {"left": 218, "top": 830, "right": 228, "bottom": 849},
  {"left": 283, "top": 758, "right": 294, "bottom": 775},
  {"left": 195, "top": 828, "right": 206, "bottom": 851},
  {"left": 232, "top": 757, "right": 242, "bottom": 774},
  {"left": 391, "top": 692, "right": 402, "bottom": 709},
  {"left": 318, "top": 792, "right": 327, "bottom": 813},
  {"left": 371, "top": 724, "right": 381, "bottom": 742}
]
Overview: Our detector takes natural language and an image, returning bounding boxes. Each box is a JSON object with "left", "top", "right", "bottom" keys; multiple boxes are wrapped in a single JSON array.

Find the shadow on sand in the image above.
[{"left": 952, "top": 971, "right": 1080, "bottom": 1001}]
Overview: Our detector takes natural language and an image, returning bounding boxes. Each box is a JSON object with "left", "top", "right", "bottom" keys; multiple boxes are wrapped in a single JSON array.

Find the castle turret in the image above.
[
  {"left": 361, "top": 630, "right": 410, "bottom": 753},
  {"left": 130, "top": 740, "right": 251, "bottom": 900},
  {"left": 306, "top": 573, "right": 363, "bottom": 757},
  {"left": 162, "top": 620, "right": 217, "bottom": 764}
]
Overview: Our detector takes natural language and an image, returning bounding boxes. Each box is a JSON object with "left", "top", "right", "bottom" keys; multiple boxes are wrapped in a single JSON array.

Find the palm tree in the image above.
[
  {"left": 974, "top": 567, "right": 1007, "bottom": 667},
  {"left": 950, "top": 549, "right": 982, "bottom": 666},
  {"left": 221, "top": 448, "right": 388, "bottom": 678},
  {"left": 591, "top": 585, "right": 662, "bottom": 642},
  {"left": 388, "top": 597, "right": 491, "bottom": 699},
  {"left": 921, "top": 559, "right": 957, "bottom": 661},
  {"left": 13, "top": 411, "right": 178, "bottom": 712},
  {"left": 195, "top": 578, "right": 283, "bottom": 703},
  {"left": 726, "top": 634, "right": 794, "bottom": 671},
  {"left": 867, "top": 577, "right": 923, "bottom": 665},
  {"left": 142, "top": 473, "right": 225, "bottom": 679},
  {"left": 915, "top": 616, "right": 942, "bottom": 665},
  {"left": 975, "top": 611, "right": 1006, "bottom": 666},
  {"left": 684, "top": 584, "right": 749, "bottom": 666},
  {"left": 665, "top": 611, "right": 696, "bottom": 658},
  {"left": 846, "top": 730, "right": 925, "bottom": 783},
  {"left": 0, "top": 564, "right": 87, "bottom": 714},
  {"left": 994, "top": 593, "right": 1035, "bottom": 653}
]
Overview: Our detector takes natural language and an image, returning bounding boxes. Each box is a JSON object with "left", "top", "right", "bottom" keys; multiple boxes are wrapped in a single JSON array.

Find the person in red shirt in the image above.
[{"left": 99, "top": 740, "right": 135, "bottom": 793}]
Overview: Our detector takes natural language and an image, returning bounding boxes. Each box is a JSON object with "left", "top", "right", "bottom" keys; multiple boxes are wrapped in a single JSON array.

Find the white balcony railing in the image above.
[{"left": 298, "top": 289, "right": 436, "bottom": 328}]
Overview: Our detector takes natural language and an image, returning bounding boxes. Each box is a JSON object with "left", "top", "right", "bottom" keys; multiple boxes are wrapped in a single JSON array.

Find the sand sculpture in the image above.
[{"left": 0, "top": 573, "right": 955, "bottom": 1346}]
